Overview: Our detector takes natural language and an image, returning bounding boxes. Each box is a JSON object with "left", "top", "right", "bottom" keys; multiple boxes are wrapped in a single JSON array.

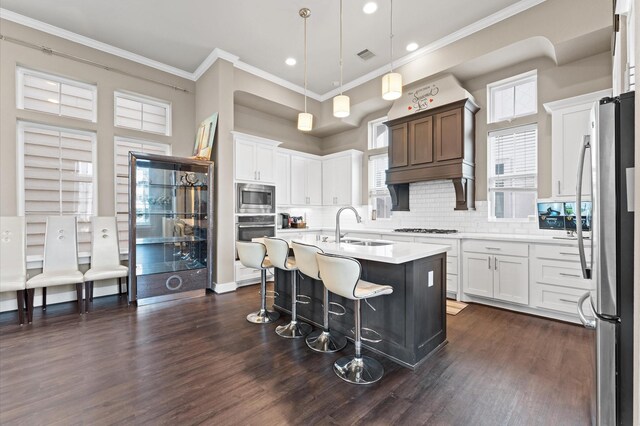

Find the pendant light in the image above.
[
  {"left": 381, "top": 0, "right": 402, "bottom": 100},
  {"left": 333, "top": 0, "right": 350, "bottom": 118},
  {"left": 297, "top": 8, "right": 313, "bottom": 132}
]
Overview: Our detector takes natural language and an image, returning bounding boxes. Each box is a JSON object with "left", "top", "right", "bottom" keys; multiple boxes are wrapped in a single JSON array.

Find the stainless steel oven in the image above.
[
  {"left": 236, "top": 183, "right": 276, "bottom": 214},
  {"left": 235, "top": 215, "right": 276, "bottom": 242}
]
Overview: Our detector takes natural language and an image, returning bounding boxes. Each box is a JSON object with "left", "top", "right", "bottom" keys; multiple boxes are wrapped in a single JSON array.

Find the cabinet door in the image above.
[
  {"left": 322, "top": 157, "right": 337, "bottom": 205},
  {"left": 552, "top": 106, "right": 592, "bottom": 197},
  {"left": 463, "top": 253, "right": 494, "bottom": 298},
  {"left": 290, "top": 155, "right": 308, "bottom": 205},
  {"left": 333, "top": 155, "right": 352, "bottom": 205},
  {"left": 255, "top": 144, "right": 275, "bottom": 183},
  {"left": 306, "top": 159, "right": 323, "bottom": 205},
  {"left": 389, "top": 123, "right": 408, "bottom": 168},
  {"left": 275, "top": 152, "right": 291, "bottom": 206},
  {"left": 434, "top": 108, "right": 462, "bottom": 161},
  {"left": 409, "top": 116, "right": 433, "bottom": 166},
  {"left": 235, "top": 140, "right": 256, "bottom": 181},
  {"left": 493, "top": 255, "right": 529, "bottom": 305}
]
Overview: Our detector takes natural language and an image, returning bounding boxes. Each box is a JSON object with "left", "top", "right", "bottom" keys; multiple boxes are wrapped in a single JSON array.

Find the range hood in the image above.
[{"left": 384, "top": 75, "right": 479, "bottom": 211}]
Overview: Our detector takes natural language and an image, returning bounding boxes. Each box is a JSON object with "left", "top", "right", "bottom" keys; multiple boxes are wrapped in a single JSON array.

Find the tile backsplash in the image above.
[{"left": 313, "top": 180, "right": 567, "bottom": 236}]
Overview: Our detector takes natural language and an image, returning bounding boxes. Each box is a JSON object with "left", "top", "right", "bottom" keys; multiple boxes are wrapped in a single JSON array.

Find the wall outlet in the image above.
[{"left": 428, "top": 270, "right": 434, "bottom": 287}]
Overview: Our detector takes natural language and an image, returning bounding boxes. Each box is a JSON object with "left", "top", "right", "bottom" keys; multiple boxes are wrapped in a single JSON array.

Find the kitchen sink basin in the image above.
[{"left": 341, "top": 239, "right": 393, "bottom": 247}]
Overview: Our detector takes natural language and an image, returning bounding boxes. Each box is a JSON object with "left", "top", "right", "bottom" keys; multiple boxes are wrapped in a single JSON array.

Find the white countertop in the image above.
[
  {"left": 277, "top": 227, "right": 583, "bottom": 245},
  {"left": 258, "top": 234, "right": 450, "bottom": 264}
]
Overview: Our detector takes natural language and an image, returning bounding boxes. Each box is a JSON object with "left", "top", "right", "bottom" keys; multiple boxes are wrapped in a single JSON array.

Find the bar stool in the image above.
[
  {"left": 316, "top": 253, "right": 393, "bottom": 385},
  {"left": 236, "top": 241, "right": 280, "bottom": 324},
  {"left": 291, "top": 241, "right": 347, "bottom": 353},
  {"left": 264, "top": 237, "right": 312, "bottom": 338}
]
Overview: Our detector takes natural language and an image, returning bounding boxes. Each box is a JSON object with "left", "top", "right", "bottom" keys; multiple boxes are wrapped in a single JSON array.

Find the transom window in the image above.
[
  {"left": 16, "top": 67, "right": 97, "bottom": 122},
  {"left": 487, "top": 70, "right": 537, "bottom": 123},
  {"left": 114, "top": 91, "right": 172, "bottom": 136}
]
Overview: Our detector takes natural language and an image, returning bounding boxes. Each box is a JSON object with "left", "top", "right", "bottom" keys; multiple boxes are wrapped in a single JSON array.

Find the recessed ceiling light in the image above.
[
  {"left": 363, "top": 2, "right": 378, "bottom": 14},
  {"left": 285, "top": 57, "right": 297, "bottom": 66},
  {"left": 406, "top": 42, "right": 419, "bottom": 52}
]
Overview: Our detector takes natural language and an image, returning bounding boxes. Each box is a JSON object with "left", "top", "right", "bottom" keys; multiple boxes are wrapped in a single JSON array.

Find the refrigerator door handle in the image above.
[
  {"left": 577, "top": 291, "right": 596, "bottom": 329},
  {"left": 576, "top": 134, "right": 591, "bottom": 280}
]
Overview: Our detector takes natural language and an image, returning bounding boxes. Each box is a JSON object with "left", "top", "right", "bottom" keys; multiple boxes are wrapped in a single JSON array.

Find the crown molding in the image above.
[
  {"left": 543, "top": 89, "right": 612, "bottom": 113},
  {"left": 0, "top": 8, "right": 194, "bottom": 80},
  {"left": 2, "top": 0, "right": 546, "bottom": 101}
]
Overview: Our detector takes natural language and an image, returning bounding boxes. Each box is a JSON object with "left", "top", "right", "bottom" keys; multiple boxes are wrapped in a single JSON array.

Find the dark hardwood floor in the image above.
[{"left": 0, "top": 286, "right": 594, "bottom": 425}]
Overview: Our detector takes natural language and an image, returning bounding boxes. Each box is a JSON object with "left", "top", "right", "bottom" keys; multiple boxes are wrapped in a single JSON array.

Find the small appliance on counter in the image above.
[
  {"left": 290, "top": 216, "right": 306, "bottom": 228},
  {"left": 278, "top": 213, "right": 291, "bottom": 229}
]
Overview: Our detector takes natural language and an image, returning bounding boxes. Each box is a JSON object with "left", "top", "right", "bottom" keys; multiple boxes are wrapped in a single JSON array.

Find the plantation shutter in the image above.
[
  {"left": 369, "top": 153, "right": 389, "bottom": 197},
  {"left": 114, "top": 92, "right": 171, "bottom": 135}
]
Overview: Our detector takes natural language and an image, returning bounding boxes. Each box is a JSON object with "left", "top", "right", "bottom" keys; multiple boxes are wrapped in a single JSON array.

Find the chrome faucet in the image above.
[{"left": 335, "top": 206, "right": 362, "bottom": 243}]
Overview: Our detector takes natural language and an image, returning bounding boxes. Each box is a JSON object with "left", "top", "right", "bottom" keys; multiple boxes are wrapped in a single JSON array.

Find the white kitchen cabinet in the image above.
[
  {"left": 232, "top": 131, "right": 281, "bottom": 183},
  {"left": 322, "top": 150, "right": 363, "bottom": 206},
  {"left": 462, "top": 240, "right": 529, "bottom": 305},
  {"left": 290, "top": 153, "right": 322, "bottom": 206},
  {"left": 275, "top": 152, "right": 291, "bottom": 206},
  {"left": 544, "top": 89, "right": 610, "bottom": 197}
]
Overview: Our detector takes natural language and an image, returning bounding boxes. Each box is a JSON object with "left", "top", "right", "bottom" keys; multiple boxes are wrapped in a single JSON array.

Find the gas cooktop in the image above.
[{"left": 393, "top": 228, "right": 458, "bottom": 234}]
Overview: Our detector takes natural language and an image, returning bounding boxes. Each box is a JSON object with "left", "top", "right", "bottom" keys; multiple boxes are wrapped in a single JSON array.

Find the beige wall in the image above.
[
  {"left": 234, "top": 104, "right": 323, "bottom": 155},
  {"left": 465, "top": 51, "right": 611, "bottom": 201},
  {"left": 0, "top": 19, "right": 196, "bottom": 218}
]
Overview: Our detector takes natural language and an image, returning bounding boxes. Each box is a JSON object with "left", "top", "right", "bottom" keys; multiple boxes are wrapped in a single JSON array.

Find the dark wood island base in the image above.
[{"left": 273, "top": 252, "right": 447, "bottom": 369}]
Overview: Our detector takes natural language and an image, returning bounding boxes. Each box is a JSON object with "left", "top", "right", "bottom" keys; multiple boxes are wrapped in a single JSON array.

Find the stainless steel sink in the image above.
[{"left": 341, "top": 239, "right": 393, "bottom": 247}]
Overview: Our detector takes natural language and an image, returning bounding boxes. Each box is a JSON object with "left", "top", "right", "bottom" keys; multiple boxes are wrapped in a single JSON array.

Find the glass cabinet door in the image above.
[{"left": 134, "top": 161, "right": 209, "bottom": 276}]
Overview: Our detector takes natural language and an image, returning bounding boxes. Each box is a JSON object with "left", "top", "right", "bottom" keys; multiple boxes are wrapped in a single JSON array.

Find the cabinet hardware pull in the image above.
[
  {"left": 559, "top": 298, "right": 576, "bottom": 304},
  {"left": 488, "top": 256, "right": 491, "bottom": 269},
  {"left": 559, "top": 252, "right": 578, "bottom": 255},
  {"left": 557, "top": 180, "right": 561, "bottom": 194},
  {"left": 559, "top": 272, "right": 581, "bottom": 278},
  {"left": 258, "top": 171, "right": 261, "bottom": 180},
  {"left": 485, "top": 247, "right": 501, "bottom": 250},
  {"left": 494, "top": 258, "right": 498, "bottom": 270}
]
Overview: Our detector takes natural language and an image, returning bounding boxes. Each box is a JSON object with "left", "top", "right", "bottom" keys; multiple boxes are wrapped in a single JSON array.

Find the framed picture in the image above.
[{"left": 192, "top": 113, "right": 218, "bottom": 160}]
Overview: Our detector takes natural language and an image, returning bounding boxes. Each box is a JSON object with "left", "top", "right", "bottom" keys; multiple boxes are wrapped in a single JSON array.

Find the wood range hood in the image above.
[{"left": 384, "top": 98, "right": 479, "bottom": 211}]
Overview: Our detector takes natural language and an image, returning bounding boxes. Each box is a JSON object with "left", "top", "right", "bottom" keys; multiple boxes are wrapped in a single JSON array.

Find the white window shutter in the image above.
[{"left": 114, "top": 92, "right": 171, "bottom": 136}]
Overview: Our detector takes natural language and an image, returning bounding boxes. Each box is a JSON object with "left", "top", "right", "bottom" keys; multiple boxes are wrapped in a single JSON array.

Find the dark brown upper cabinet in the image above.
[{"left": 385, "top": 98, "right": 479, "bottom": 211}]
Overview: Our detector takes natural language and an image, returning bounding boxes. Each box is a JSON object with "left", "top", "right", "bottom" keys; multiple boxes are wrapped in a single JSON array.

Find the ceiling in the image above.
[{"left": 0, "top": 0, "right": 531, "bottom": 95}]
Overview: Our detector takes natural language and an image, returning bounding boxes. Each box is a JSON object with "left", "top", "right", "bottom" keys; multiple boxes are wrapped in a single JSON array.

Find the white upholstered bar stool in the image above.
[
  {"left": 83, "top": 217, "right": 128, "bottom": 313},
  {"left": 236, "top": 241, "right": 280, "bottom": 323},
  {"left": 291, "top": 241, "right": 347, "bottom": 353},
  {"left": 316, "top": 253, "right": 393, "bottom": 385},
  {"left": 0, "top": 217, "right": 27, "bottom": 325},
  {"left": 264, "top": 237, "right": 312, "bottom": 338},
  {"left": 26, "top": 216, "right": 84, "bottom": 319}
]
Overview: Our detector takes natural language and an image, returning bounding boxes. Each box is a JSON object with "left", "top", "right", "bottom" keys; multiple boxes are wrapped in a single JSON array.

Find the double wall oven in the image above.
[{"left": 235, "top": 183, "right": 276, "bottom": 243}]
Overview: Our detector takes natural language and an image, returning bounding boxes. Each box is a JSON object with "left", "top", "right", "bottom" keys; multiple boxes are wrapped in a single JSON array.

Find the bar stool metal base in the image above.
[
  {"left": 275, "top": 320, "right": 312, "bottom": 339},
  {"left": 306, "top": 330, "right": 347, "bottom": 353},
  {"left": 333, "top": 355, "right": 384, "bottom": 385},
  {"left": 246, "top": 309, "right": 280, "bottom": 324}
]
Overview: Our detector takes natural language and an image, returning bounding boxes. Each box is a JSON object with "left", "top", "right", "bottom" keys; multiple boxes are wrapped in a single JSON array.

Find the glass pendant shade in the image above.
[
  {"left": 297, "top": 112, "right": 313, "bottom": 131},
  {"left": 382, "top": 72, "right": 402, "bottom": 100},
  {"left": 333, "top": 94, "right": 350, "bottom": 118}
]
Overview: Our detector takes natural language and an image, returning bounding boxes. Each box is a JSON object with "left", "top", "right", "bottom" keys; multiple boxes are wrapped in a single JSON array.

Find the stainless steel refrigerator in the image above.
[{"left": 576, "top": 91, "right": 635, "bottom": 426}]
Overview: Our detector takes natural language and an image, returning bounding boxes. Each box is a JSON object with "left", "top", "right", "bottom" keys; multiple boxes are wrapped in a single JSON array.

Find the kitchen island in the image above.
[{"left": 266, "top": 235, "right": 450, "bottom": 369}]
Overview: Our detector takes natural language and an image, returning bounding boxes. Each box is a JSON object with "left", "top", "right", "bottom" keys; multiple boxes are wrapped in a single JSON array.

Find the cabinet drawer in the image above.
[
  {"left": 447, "top": 255, "right": 458, "bottom": 275},
  {"left": 463, "top": 240, "right": 528, "bottom": 257},
  {"left": 533, "top": 259, "right": 592, "bottom": 290},
  {"left": 532, "top": 244, "right": 591, "bottom": 262},
  {"left": 532, "top": 284, "right": 587, "bottom": 316},
  {"left": 446, "top": 274, "right": 458, "bottom": 293},
  {"left": 136, "top": 268, "right": 206, "bottom": 299},
  {"left": 414, "top": 237, "right": 458, "bottom": 256}
]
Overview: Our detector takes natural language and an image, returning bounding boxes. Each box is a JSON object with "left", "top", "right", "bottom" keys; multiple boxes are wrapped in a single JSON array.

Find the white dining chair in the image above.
[
  {"left": 26, "top": 216, "right": 84, "bottom": 320},
  {"left": 0, "top": 217, "right": 27, "bottom": 325},
  {"left": 83, "top": 217, "right": 128, "bottom": 312}
]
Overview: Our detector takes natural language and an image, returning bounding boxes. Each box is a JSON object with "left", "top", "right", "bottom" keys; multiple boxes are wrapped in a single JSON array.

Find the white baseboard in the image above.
[{"left": 212, "top": 281, "right": 238, "bottom": 294}]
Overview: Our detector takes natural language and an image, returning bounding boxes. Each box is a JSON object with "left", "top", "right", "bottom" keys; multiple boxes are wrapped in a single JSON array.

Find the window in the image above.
[
  {"left": 488, "top": 124, "right": 538, "bottom": 220},
  {"left": 114, "top": 91, "right": 172, "bottom": 136},
  {"left": 487, "top": 70, "right": 537, "bottom": 123},
  {"left": 115, "top": 137, "right": 171, "bottom": 249},
  {"left": 17, "top": 122, "right": 96, "bottom": 257},
  {"left": 368, "top": 117, "right": 389, "bottom": 149},
  {"left": 369, "top": 153, "right": 392, "bottom": 219},
  {"left": 16, "top": 67, "right": 97, "bottom": 122}
]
